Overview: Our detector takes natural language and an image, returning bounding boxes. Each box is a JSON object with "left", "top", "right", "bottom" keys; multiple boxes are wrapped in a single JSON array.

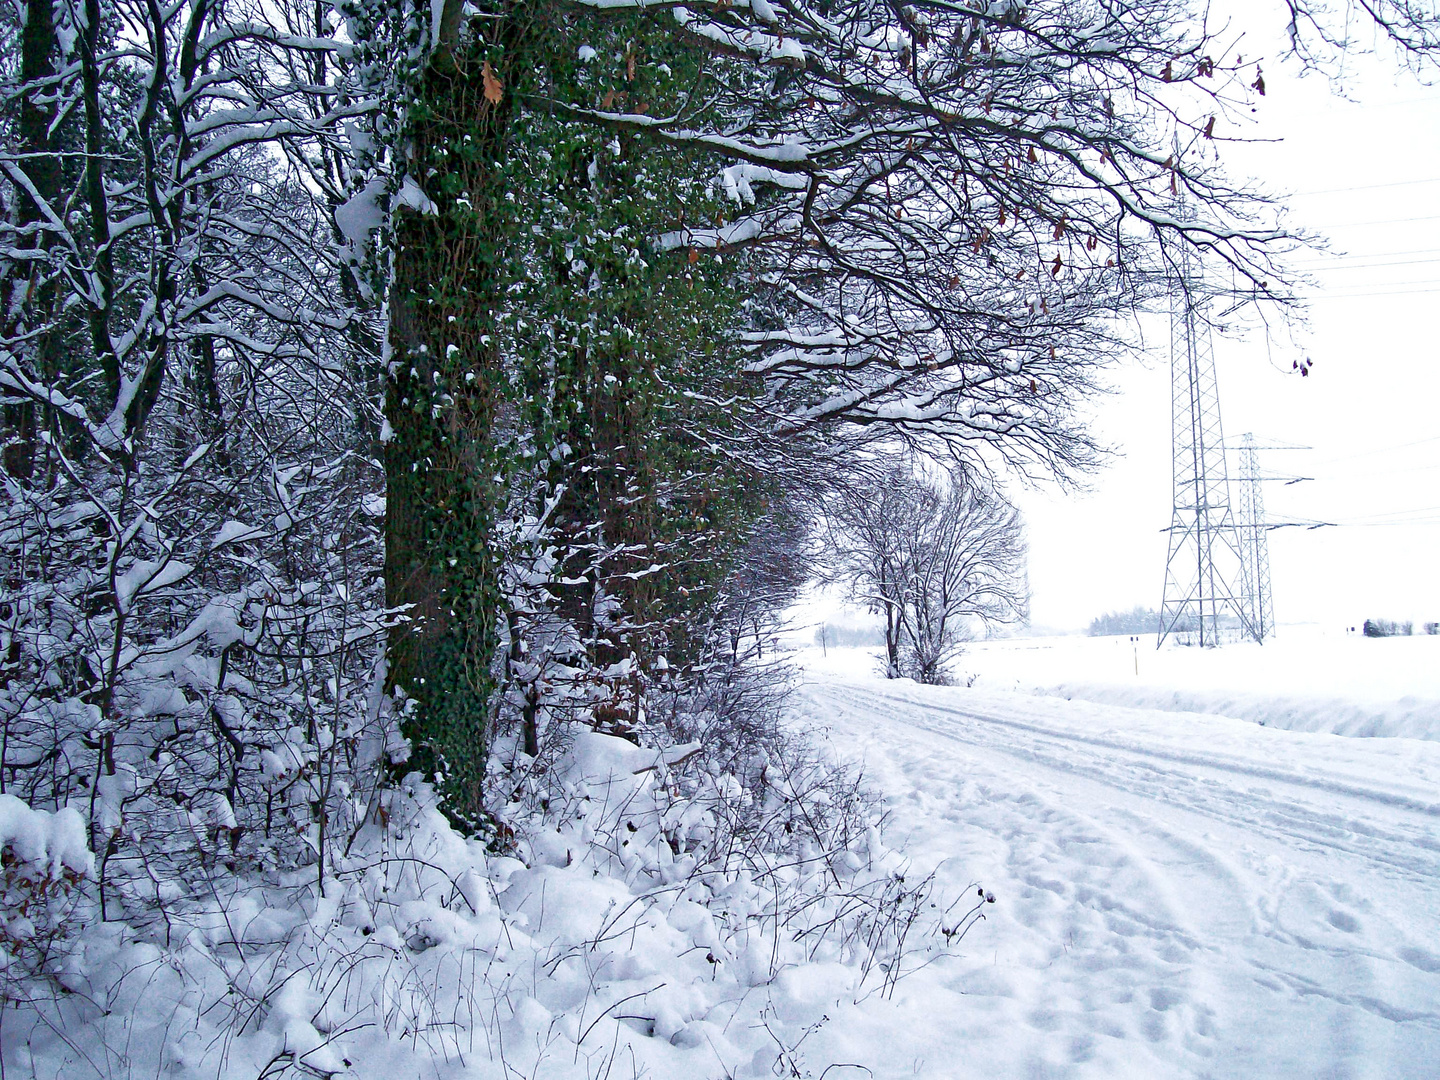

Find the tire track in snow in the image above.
[
  {"left": 806, "top": 682, "right": 1440, "bottom": 885},
  {"left": 795, "top": 677, "right": 1440, "bottom": 1077},
  {"left": 806, "top": 684, "right": 1246, "bottom": 1073},
  {"left": 821, "top": 682, "right": 1440, "bottom": 817}
]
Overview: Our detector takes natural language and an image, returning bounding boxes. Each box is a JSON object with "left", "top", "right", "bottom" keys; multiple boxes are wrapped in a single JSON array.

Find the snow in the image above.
[
  {"left": 0, "top": 795, "right": 94, "bottom": 880},
  {"left": 672, "top": 9, "right": 807, "bottom": 67},
  {"left": 114, "top": 556, "right": 194, "bottom": 612},
  {"left": 210, "top": 518, "right": 267, "bottom": 547},
  {"left": 795, "top": 627, "right": 1440, "bottom": 740},
  {"left": 429, "top": 0, "right": 445, "bottom": 53},
  {"left": 748, "top": 0, "right": 778, "bottom": 24},
  {"left": 721, "top": 161, "right": 811, "bottom": 203},
  {"left": 9, "top": 639, "right": 1438, "bottom": 1078},
  {"left": 396, "top": 174, "right": 437, "bottom": 215},
  {"left": 5, "top": 724, "right": 926, "bottom": 1078},
  {"left": 953, "top": 627, "right": 1440, "bottom": 740},
  {"left": 334, "top": 178, "right": 387, "bottom": 252},
  {"left": 787, "top": 661, "right": 1440, "bottom": 1077}
]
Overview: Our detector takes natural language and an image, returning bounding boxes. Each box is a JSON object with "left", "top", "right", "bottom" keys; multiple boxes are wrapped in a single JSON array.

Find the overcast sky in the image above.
[{"left": 1015, "top": 17, "right": 1440, "bottom": 633}]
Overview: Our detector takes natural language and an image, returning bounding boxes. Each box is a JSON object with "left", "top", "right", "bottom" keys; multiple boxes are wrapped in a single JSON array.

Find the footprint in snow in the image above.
[
  {"left": 1327, "top": 909, "right": 1361, "bottom": 933},
  {"left": 1149, "top": 986, "right": 1183, "bottom": 1011},
  {"left": 1397, "top": 946, "right": 1440, "bottom": 973}
]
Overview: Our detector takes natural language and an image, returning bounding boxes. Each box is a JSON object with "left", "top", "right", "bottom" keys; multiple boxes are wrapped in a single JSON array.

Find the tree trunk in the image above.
[
  {"left": 3, "top": 0, "right": 62, "bottom": 481},
  {"left": 385, "top": 18, "right": 527, "bottom": 829}
]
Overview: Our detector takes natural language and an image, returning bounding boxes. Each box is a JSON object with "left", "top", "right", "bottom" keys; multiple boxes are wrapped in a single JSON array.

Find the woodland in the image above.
[{"left": 2, "top": 0, "right": 1437, "bottom": 1075}]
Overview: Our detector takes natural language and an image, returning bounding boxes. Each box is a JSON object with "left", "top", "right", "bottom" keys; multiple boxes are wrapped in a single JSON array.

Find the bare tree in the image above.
[
  {"left": 824, "top": 464, "right": 932, "bottom": 678},
  {"left": 1284, "top": 0, "right": 1440, "bottom": 71},
  {"left": 903, "top": 477, "right": 1028, "bottom": 683},
  {"left": 532, "top": 0, "right": 1304, "bottom": 479},
  {"left": 826, "top": 463, "right": 1026, "bottom": 682}
]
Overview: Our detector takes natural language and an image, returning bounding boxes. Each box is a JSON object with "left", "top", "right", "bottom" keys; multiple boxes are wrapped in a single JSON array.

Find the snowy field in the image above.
[
  {"left": 782, "top": 642, "right": 1440, "bottom": 1077},
  {"left": 899, "top": 627, "right": 1440, "bottom": 741}
]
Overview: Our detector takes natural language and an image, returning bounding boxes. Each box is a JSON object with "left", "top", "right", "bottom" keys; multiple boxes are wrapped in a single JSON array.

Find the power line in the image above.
[
  {"left": 1347, "top": 503, "right": 1440, "bottom": 520},
  {"left": 1258, "top": 518, "right": 1335, "bottom": 530},
  {"left": 1291, "top": 176, "right": 1440, "bottom": 198},
  {"left": 1312, "top": 213, "right": 1440, "bottom": 229},
  {"left": 1338, "top": 519, "right": 1440, "bottom": 528},
  {"left": 1313, "top": 284, "right": 1440, "bottom": 299},
  {"left": 1300, "top": 255, "right": 1440, "bottom": 272},
  {"left": 1313, "top": 274, "right": 1440, "bottom": 286},
  {"left": 1216, "top": 278, "right": 1440, "bottom": 300},
  {"left": 1343, "top": 518, "right": 1440, "bottom": 527},
  {"left": 1312, "top": 460, "right": 1440, "bottom": 481},
  {"left": 1290, "top": 246, "right": 1440, "bottom": 265},
  {"left": 1307, "top": 276, "right": 1440, "bottom": 290},
  {"left": 1307, "top": 434, "right": 1440, "bottom": 468}
]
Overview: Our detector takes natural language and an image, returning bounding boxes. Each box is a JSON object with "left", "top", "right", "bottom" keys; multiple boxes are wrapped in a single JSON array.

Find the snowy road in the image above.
[{"left": 793, "top": 672, "right": 1440, "bottom": 1079}]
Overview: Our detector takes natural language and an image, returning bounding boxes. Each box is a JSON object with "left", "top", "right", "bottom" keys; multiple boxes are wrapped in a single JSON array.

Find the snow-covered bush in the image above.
[
  {"left": 0, "top": 412, "right": 391, "bottom": 920},
  {"left": 0, "top": 718, "right": 989, "bottom": 1080},
  {"left": 0, "top": 0, "right": 396, "bottom": 945},
  {"left": 0, "top": 796, "right": 93, "bottom": 999},
  {"left": 490, "top": 661, "right": 989, "bottom": 1003}
]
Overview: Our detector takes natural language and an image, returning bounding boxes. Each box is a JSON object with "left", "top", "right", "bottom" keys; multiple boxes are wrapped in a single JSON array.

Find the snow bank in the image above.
[
  {"left": 792, "top": 629, "right": 1440, "bottom": 740},
  {"left": 1039, "top": 681, "right": 1440, "bottom": 739}
]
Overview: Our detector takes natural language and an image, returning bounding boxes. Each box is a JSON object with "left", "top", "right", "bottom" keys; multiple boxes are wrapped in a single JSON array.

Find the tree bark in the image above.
[
  {"left": 385, "top": 13, "right": 529, "bottom": 828},
  {"left": 3, "top": 0, "right": 62, "bottom": 481}
]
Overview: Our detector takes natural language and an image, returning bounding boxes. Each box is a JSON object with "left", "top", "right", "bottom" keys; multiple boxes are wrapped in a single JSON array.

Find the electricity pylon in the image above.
[
  {"left": 1158, "top": 244, "right": 1260, "bottom": 647},
  {"left": 1235, "top": 433, "right": 1274, "bottom": 642}
]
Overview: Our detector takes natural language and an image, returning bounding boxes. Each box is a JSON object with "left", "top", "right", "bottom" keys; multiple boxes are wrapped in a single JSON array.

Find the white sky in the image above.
[{"left": 1015, "top": 15, "right": 1440, "bottom": 633}]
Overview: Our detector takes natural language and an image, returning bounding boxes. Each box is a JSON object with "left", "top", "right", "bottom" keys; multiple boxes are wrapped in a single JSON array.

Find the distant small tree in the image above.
[
  {"left": 825, "top": 465, "right": 1027, "bottom": 683},
  {"left": 823, "top": 465, "right": 932, "bottom": 678},
  {"left": 902, "top": 480, "right": 1029, "bottom": 683}
]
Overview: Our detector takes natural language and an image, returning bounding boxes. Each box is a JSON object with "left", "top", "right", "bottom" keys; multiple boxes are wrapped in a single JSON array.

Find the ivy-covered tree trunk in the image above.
[
  {"left": 534, "top": 135, "right": 753, "bottom": 733},
  {"left": 385, "top": 14, "right": 531, "bottom": 829},
  {"left": 501, "top": 15, "right": 776, "bottom": 740},
  {"left": 383, "top": 1, "right": 772, "bottom": 813}
]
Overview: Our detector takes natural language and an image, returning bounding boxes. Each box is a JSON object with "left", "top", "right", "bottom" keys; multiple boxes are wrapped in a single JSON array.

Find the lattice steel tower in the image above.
[
  {"left": 1235, "top": 433, "right": 1274, "bottom": 641},
  {"left": 1158, "top": 244, "right": 1260, "bottom": 647}
]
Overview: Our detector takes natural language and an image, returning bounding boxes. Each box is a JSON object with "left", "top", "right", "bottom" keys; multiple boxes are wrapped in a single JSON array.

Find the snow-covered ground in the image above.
[
  {"left": 10, "top": 639, "right": 1438, "bottom": 1079},
  {"left": 931, "top": 627, "right": 1440, "bottom": 740},
  {"left": 784, "top": 654, "right": 1440, "bottom": 1078}
]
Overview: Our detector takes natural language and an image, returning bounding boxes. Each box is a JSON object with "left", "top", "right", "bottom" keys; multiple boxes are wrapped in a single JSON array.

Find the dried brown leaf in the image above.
[{"left": 482, "top": 61, "right": 503, "bottom": 105}]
